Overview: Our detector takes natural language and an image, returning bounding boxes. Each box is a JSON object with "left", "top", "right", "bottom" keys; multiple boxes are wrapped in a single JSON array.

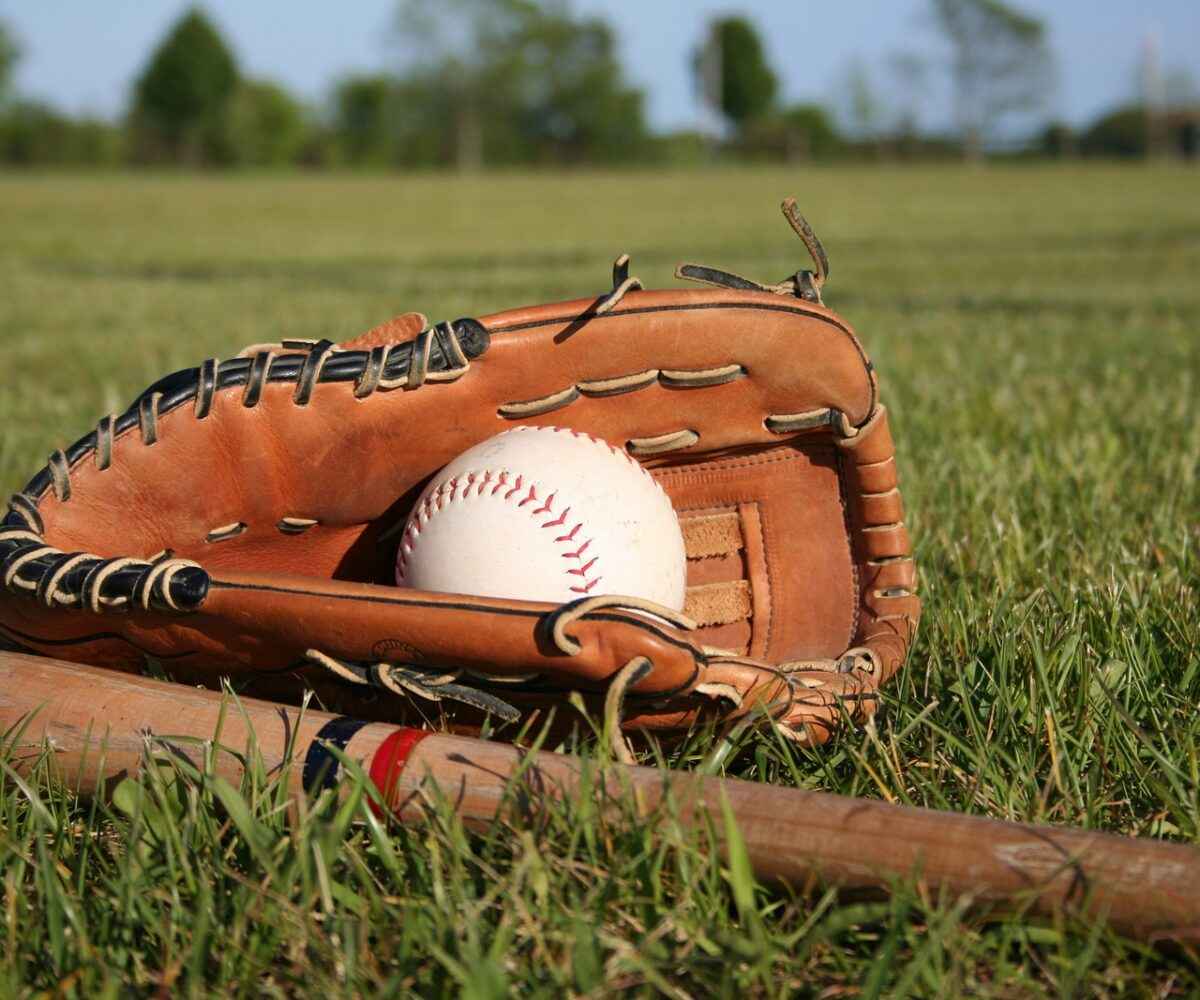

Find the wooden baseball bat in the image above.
[{"left": 1, "top": 650, "right": 1196, "bottom": 938}]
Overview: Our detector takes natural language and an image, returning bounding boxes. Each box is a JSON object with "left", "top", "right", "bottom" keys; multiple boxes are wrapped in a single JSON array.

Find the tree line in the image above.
[{"left": 0, "top": 1, "right": 1195, "bottom": 170}]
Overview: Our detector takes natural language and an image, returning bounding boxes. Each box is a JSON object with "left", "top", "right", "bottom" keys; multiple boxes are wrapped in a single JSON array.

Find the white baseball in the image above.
[{"left": 395, "top": 426, "right": 686, "bottom": 609}]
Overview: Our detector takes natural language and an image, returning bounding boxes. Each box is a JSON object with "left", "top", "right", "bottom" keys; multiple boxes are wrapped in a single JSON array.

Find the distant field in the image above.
[{"left": 2, "top": 166, "right": 1199, "bottom": 995}]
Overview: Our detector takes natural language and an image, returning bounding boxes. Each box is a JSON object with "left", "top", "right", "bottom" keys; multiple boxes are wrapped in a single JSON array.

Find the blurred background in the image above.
[
  {"left": 0, "top": 0, "right": 1197, "bottom": 169},
  {"left": 1, "top": 6, "right": 1199, "bottom": 990}
]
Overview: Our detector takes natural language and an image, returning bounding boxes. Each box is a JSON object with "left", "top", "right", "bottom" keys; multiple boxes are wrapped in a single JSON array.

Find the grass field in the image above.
[{"left": 1, "top": 165, "right": 1199, "bottom": 996}]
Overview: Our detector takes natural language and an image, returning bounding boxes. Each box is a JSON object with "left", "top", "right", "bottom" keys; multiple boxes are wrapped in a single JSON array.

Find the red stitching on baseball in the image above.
[
  {"left": 396, "top": 457, "right": 603, "bottom": 595},
  {"left": 562, "top": 537, "right": 590, "bottom": 558},
  {"left": 566, "top": 557, "right": 598, "bottom": 577}
]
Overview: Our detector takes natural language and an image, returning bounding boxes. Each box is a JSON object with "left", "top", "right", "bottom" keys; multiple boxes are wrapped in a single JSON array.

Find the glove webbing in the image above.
[{"left": 0, "top": 324, "right": 487, "bottom": 615}]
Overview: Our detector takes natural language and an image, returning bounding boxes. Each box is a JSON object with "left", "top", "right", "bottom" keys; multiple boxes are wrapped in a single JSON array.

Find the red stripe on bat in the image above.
[{"left": 368, "top": 727, "right": 431, "bottom": 818}]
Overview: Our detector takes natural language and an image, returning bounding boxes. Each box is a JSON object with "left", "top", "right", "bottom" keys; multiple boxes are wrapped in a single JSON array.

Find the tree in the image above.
[
  {"left": 694, "top": 16, "right": 777, "bottom": 134},
  {"left": 782, "top": 105, "right": 839, "bottom": 159},
  {"left": 508, "top": 13, "right": 647, "bottom": 163},
  {"left": 393, "top": 0, "right": 648, "bottom": 168},
  {"left": 130, "top": 8, "right": 238, "bottom": 163},
  {"left": 1079, "top": 106, "right": 1147, "bottom": 158},
  {"left": 224, "top": 80, "right": 308, "bottom": 166},
  {"left": 393, "top": 0, "right": 517, "bottom": 169},
  {"left": 0, "top": 102, "right": 70, "bottom": 165},
  {"left": 931, "top": 0, "right": 1052, "bottom": 161},
  {"left": 0, "top": 20, "right": 18, "bottom": 107},
  {"left": 332, "top": 75, "right": 401, "bottom": 165},
  {"left": 739, "top": 103, "right": 841, "bottom": 162},
  {"left": 0, "top": 101, "right": 123, "bottom": 166},
  {"left": 1038, "top": 120, "right": 1075, "bottom": 158}
]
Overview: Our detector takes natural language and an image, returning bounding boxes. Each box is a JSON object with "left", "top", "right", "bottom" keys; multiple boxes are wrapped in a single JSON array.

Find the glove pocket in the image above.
[{"left": 654, "top": 439, "right": 859, "bottom": 667}]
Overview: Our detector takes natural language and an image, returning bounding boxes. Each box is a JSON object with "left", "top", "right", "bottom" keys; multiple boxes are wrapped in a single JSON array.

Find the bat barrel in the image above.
[
  {"left": 397, "top": 734, "right": 1200, "bottom": 937},
  {"left": 2, "top": 652, "right": 1197, "bottom": 938}
]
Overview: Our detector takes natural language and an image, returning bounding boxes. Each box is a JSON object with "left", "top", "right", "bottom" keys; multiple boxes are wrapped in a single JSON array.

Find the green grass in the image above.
[{"left": 2, "top": 165, "right": 1199, "bottom": 996}]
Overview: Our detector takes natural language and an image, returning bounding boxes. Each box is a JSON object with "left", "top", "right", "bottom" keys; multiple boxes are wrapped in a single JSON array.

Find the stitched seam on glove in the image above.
[
  {"left": 835, "top": 446, "right": 862, "bottom": 651},
  {"left": 655, "top": 445, "right": 838, "bottom": 480}
]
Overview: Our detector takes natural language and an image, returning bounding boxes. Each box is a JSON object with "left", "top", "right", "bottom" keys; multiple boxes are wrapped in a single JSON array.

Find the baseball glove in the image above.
[{"left": 0, "top": 199, "right": 919, "bottom": 748}]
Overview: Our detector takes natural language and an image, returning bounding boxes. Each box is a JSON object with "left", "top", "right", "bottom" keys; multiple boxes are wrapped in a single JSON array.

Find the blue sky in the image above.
[{"left": 3, "top": 1, "right": 1197, "bottom": 133}]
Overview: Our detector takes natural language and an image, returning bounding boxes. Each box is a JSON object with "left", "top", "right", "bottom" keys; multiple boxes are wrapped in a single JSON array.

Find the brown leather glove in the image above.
[{"left": 0, "top": 200, "right": 919, "bottom": 746}]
